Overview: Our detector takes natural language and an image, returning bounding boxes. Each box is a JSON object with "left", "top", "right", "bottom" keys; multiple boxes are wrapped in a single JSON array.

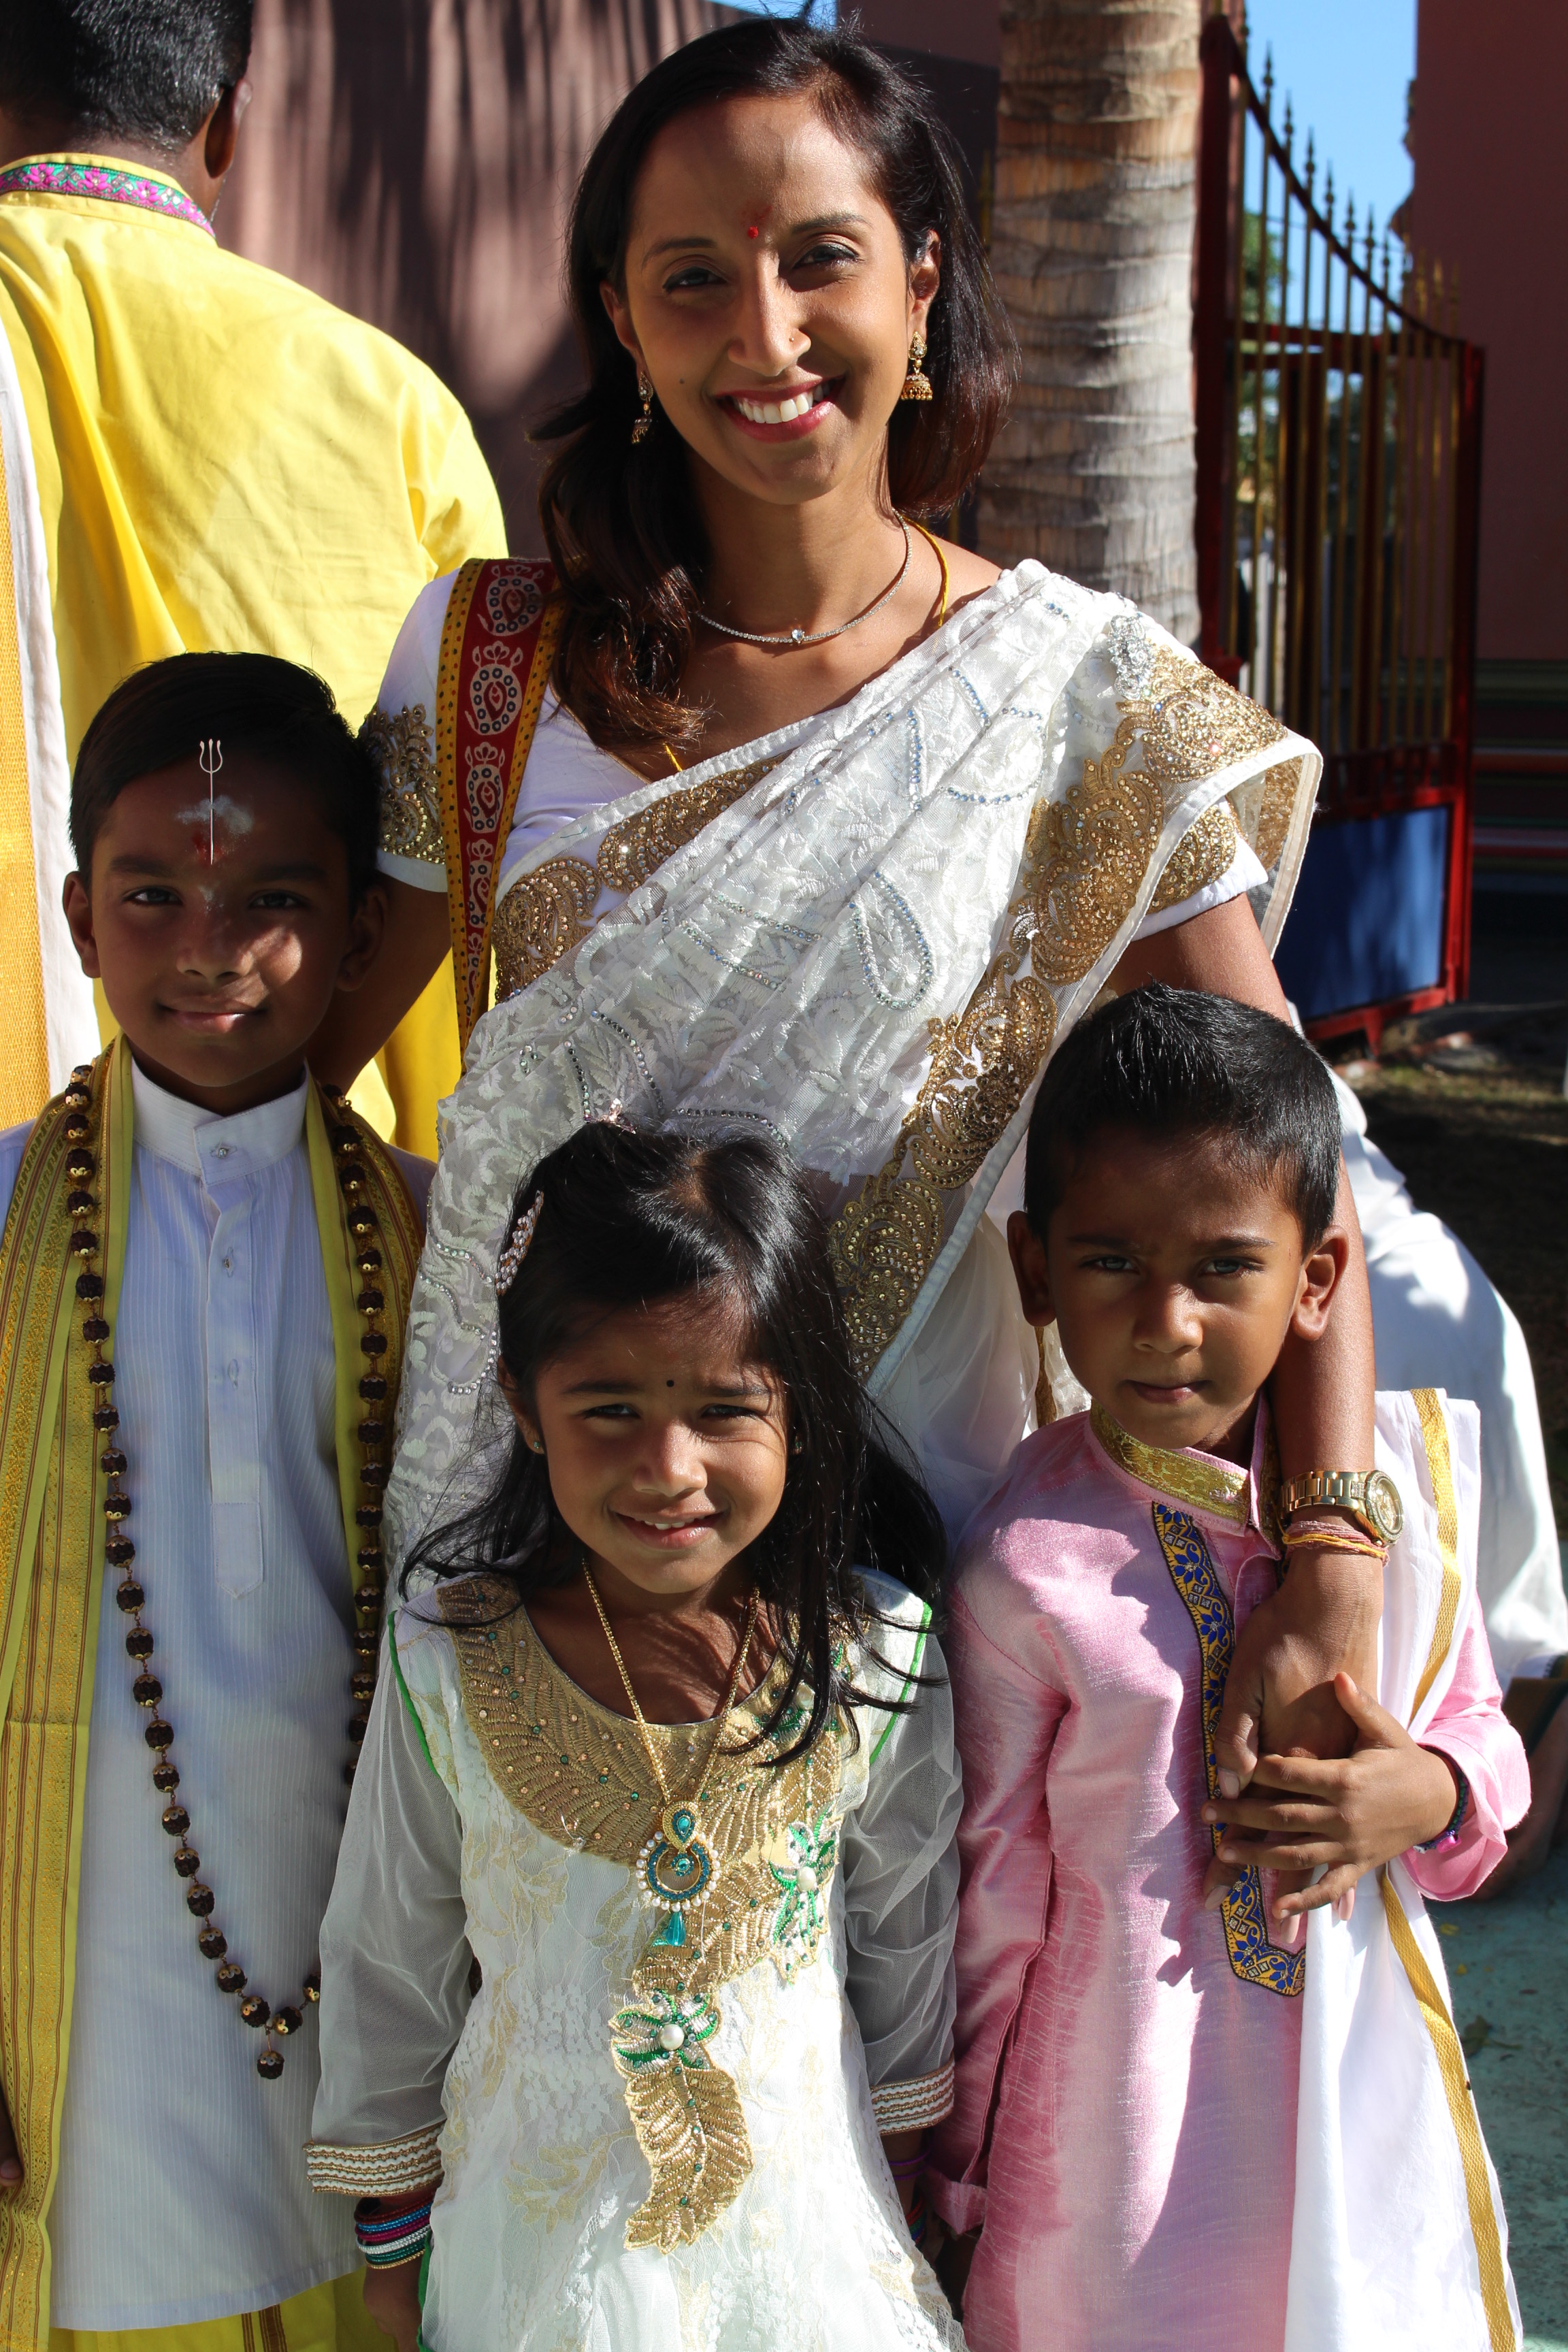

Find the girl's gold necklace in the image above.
[{"left": 583, "top": 1567, "right": 760, "bottom": 1950}]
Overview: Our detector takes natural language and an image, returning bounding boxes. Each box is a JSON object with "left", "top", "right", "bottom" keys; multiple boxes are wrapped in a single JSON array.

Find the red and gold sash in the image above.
[
  {"left": 434, "top": 557, "right": 562, "bottom": 1054},
  {"left": 0, "top": 1040, "right": 423, "bottom": 2347}
]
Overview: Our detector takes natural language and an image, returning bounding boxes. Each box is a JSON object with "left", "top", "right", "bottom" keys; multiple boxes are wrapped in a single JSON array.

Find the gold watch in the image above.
[{"left": 1280, "top": 1468, "right": 1404, "bottom": 1544}]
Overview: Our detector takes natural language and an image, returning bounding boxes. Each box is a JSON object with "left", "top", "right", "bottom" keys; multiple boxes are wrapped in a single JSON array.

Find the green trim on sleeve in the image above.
[
  {"left": 388, "top": 1620, "right": 440, "bottom": 1780},
  {"left": 868, "top": 1600, "right": 932, "bottom": 1767}
]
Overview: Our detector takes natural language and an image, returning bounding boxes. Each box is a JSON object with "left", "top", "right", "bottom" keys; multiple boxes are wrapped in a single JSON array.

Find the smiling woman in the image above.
[{"left": 323, "top": 24, "right": 1388, "bottom": 2176}]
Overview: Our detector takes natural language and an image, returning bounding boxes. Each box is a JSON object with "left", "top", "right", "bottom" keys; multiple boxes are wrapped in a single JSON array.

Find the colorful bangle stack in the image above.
[
  {"left": 355, "top": 2196, "right": 434, "bottom": 2270},
  {"left": 887, "top": 2140, "right": 930, "bottom": 2246}
]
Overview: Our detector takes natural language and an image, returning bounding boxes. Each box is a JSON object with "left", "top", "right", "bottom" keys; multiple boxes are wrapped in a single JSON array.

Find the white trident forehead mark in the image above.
[{"left": 198, "top": 739, "right": 223, "bottom": 862}]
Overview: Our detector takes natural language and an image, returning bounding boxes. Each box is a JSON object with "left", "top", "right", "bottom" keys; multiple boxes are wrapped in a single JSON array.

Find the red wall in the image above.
[{"left": 1411, "top": 0, "right": 1568, "bottom": 659}]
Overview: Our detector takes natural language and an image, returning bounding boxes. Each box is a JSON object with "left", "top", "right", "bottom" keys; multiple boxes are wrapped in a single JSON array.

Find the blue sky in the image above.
[{"left": 1236, "top": 2, "right": 1416, "bottom": 245}]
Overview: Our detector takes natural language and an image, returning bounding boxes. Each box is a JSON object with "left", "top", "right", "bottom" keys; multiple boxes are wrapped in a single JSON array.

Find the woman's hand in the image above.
[
  {"left": 362, "top": 2259, "right": 423, "bottom": 2351},
  {"left": 1200, "top": 1671, "right": 1459, "bottom": 1921}
]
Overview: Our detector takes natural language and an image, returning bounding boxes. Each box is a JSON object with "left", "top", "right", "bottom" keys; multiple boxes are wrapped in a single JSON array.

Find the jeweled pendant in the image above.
[
  {"left": 662, "top": 1799, "right": 701, "bottom": 1852},
  {"left": 650, "top": 1910, "right": 687, "bottom": 1948},
  {"left": 640, "top": 1828, "right": 718, "bottom": 1910}
]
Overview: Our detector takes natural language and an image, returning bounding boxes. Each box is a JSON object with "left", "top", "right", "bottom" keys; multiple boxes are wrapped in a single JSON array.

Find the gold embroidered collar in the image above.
[
  {"left": 1090, "top": 1402, "right": 1254, "bottom": 1529},
  {"left": 439, "top": 1578, "right": 847, "bottom": 2251}
]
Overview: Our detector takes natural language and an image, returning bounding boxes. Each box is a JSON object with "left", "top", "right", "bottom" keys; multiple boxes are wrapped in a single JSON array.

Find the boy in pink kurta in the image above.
[{"left": 926, "top": 985, "right": 1527, "bottom": 2351}]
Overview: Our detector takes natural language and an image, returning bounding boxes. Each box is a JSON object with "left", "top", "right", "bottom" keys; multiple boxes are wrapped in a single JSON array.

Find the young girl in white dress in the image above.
[{"left": 308, "top": 1119, "right": 964, "bottom": 2352}]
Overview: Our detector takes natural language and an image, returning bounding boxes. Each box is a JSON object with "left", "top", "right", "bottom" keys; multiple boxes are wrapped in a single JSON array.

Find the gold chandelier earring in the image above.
[
  {"left": 899, "top": 331, "right": 933, "bottom": 402},
  {"left": 631, "top": 370, "right": 654, "bottom": 444}
]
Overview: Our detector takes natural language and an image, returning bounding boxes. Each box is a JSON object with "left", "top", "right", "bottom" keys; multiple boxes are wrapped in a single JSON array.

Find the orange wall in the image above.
[{"left": 1411, "top": 0, "right": 1568, "bottom": 659}]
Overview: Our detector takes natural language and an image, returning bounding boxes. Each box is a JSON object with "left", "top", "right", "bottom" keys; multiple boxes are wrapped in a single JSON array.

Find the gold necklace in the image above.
[{"left": 583, "top": 1567, "right": 760, "bottom": 1953}]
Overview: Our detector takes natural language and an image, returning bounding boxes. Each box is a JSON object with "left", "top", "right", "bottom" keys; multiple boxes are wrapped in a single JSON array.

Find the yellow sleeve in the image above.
[{"left": 399, "top": 374, "right": 507, "bottom": 572}]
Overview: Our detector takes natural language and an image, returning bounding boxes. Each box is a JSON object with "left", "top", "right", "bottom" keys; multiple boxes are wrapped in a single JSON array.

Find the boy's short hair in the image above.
[
  {"left": 1024, "top": 982, "right": 1343, "bottom": 1250},
  {"left": 0, "top": 1, "right": 251, "bottom": 153},
  {"left": 71, "top": 651, "right": 380, "bottom": 904}
]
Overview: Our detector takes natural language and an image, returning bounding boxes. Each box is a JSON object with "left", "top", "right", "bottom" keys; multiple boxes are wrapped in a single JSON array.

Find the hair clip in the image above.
[
  {"left": 494, "top": 1192, "right": 542, "bottom": 1296},
  {"left": 588, "top": 1098, "right": 630, "bottom": 1128}
]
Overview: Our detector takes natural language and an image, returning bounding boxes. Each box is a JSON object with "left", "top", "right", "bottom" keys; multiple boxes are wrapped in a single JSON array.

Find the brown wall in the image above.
[
  {"left": 218, "top": 0, "right": 732, "bottom": 553},
  {"left": 1411, "top": 0, "right": 1568, "bottom": 661}
]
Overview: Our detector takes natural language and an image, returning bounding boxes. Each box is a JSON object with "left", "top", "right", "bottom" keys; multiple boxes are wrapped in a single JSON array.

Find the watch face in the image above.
[{"left": 1365, "top": 1469, "right": 1404, "bottom": 1543}]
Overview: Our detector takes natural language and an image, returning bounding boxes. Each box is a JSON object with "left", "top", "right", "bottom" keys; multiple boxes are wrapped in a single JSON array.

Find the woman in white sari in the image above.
[{"left": 308, "top": 20, "right": 1385, "bottom": 2347}]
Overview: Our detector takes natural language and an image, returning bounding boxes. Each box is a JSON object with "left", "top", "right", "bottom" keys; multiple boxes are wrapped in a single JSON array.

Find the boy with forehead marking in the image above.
[{"left": 0, "top": 654, "right": 431, "bottom": 2352}]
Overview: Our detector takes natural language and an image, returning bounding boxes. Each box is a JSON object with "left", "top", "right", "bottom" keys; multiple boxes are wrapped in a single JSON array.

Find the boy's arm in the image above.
[
  {"left": 926, "top": 1583, "right": 1065, "bottom": 2239},
  {"left": 1206, "top": 1599, "right": 1530, "bottom": 1911}
]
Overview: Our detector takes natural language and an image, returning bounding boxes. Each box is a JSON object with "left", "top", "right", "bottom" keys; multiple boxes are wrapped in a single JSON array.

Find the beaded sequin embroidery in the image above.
[
  {"left": 0, "top": 158, "right": 214, "bottom": 236},
  {"left": 440, "top": 1581, "right": 847, "bottom": 2247}
]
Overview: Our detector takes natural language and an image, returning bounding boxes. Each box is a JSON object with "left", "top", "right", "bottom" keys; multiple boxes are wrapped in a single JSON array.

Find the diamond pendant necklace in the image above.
[
  {"left": 694, "top": 517, "right": 911, "bottom": 648},
  {"left": 584, "top": 1567, "right": 759, "bottom": 1950}
]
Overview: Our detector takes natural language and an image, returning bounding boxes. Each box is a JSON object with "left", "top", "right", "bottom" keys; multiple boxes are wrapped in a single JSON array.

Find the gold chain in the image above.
[{"left": 583, "top": 1568, "right": 759, "bottom": 1812}]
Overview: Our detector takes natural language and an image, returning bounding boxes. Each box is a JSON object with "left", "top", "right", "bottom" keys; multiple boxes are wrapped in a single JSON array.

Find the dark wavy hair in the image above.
[
  {"left": 404, "top": 1122, "right": 947, "bottom": 1763},
  {"left": 536, "top": 15, "right": 1015, "bottom": 754}
]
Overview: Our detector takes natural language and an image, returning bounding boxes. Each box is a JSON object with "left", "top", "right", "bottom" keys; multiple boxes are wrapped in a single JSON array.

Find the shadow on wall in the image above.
[{"left": 219, "top": 0, "right": 736, "bottom": 551}]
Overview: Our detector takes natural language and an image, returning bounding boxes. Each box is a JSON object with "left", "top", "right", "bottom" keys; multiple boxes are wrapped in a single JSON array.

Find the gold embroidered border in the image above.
[
  {"left": 1149, "top": 800, "right": 1239, "bottom": 915},
  {"left": 440, "top": 1581, "right": 845, "bottom": 2248},
  {"left": 1410, "top": 1388, "right": 1463, "bottom": 1721},
  {"left": 870, "top": 2061, "right": 956, "bottom": 2132},
  {"left": 1379, "top": 1874, "right": 1515, "bottom": 2351},
  {"left": 1253, "top": 758, "right": 1302, "bottom": 873},
  {"left": 304, "top": 2121, "right": 444, "bottom": 2197},
  {"left": 828, "top": 648, "right": 1286, "bottom": 1378},
  {"left": 1090, "top": 1403, "right": 1250, "bottom": 1527},
  {"left": 489, "top": 756, "right": 779, "bottom": 1002},
  {"left": 364, "top": 702, "right": 442, "bottom": 866}
]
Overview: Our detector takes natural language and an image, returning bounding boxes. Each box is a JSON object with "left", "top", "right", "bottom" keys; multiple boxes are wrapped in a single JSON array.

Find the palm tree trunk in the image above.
[{"left": 981, "top": 0, "right": 1203, "bottom": 642}]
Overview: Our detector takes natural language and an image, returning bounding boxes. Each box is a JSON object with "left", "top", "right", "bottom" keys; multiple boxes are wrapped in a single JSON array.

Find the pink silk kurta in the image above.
[{"left": 928, "top": 1407, "right": 1523, "bottom": 2352}]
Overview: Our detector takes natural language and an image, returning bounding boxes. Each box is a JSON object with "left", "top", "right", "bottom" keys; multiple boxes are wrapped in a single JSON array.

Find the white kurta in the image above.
[
  {"left": 0, "top": 1065, "right": 429, "bottom": 2330},
  {"left": 1329, "top": 1072, "right": 1567, "bottom": 1684},
  {"left": 311, "top": 1573, "right": 964, "bottom": 2352}
]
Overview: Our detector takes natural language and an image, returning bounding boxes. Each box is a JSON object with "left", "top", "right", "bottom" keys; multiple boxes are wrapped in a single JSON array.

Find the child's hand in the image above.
[
  {"left": 1200, "top": 1671, "right": 1460, "bottom": 1922},
  {"left": 363, "top": 2259, "right": 423, "bottom": 2351}
]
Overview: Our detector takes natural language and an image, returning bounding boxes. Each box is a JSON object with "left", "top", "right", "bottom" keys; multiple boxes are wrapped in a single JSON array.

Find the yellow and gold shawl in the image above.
[{"left": 0, "top": 1039, "right": 422, "bottom": 2348}]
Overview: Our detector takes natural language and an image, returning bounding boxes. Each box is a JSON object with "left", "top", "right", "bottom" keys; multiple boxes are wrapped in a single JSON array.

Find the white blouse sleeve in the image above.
[
  {"left": 306, "top": 1616, "right": 472, "bottom": 2194},
  {"left": 364, "top": 573, "right": 457, "bottom": 892},
  {"left": 841, "top": 1585, "right": 963, "bottom": 2133}
]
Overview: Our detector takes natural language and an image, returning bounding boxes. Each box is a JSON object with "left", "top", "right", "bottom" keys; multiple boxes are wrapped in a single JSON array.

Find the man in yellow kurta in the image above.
[{"left": 0, "top": 0, "right": 504, "bottom": 1154}]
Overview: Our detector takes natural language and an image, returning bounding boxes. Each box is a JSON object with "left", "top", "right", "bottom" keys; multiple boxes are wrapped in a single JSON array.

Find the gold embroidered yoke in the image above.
[{"left": 308, "top": 1570, "right": 962, "bottom": 2331}]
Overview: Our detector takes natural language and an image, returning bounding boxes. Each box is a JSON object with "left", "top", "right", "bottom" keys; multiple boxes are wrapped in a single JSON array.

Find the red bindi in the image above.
[{"left": 747, "top": 225, "right": 760, "bottom": 238}]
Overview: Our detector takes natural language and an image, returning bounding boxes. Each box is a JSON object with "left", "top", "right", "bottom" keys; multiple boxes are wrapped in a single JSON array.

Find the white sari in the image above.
[{"left": 373, "top": 559, "right": 1318, "bottom": 1557}]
